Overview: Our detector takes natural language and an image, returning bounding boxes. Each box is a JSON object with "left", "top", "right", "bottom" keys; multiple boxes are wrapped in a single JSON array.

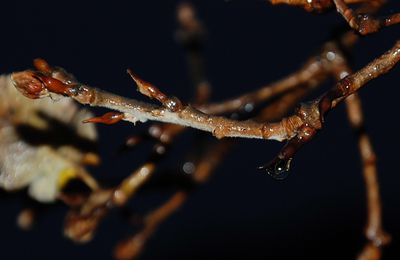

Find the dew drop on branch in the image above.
[{"left": 258, "top": 157, "right": 293, "bottom": 180}]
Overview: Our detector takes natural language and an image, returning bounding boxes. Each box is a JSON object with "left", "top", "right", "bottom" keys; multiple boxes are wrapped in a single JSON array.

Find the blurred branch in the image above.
[{"left": 327, "top": 47, "right": 390, "bottom": 259}]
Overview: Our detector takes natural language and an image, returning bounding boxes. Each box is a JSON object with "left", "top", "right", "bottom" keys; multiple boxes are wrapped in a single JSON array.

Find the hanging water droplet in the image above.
[{"left": 258, "top": 157, "right": 293, "bottom": 180}]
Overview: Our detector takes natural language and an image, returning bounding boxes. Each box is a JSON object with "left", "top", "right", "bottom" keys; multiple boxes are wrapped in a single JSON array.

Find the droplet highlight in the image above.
[{"left": 259, "top": 157, "right": 293, "bottom": 180}]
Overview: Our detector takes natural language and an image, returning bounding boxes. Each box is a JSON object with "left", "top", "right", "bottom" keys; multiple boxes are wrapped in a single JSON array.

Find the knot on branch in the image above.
[
  {"left": 366, "top": 228, "right": 391, "bottom": 248},
  {"left": 259, "top": 101, "right": 322, "bottom": 179},
  {"left": 336, "top": 75, "right": 354, "bottom": 97},
  {"left": 127, "top": 69, "right": 183, "bottom": 112},
  {"left": 296, "top": 100, "right": 322, "bottom": 131},
  {"left": 354, "top": 14, "right": 382, "bottom": 35}
]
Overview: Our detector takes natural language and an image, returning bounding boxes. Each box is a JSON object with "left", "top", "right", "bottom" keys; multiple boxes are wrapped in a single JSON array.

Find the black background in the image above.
[{"left": 1, "top": 1, "right": 400, "bottom": 259}]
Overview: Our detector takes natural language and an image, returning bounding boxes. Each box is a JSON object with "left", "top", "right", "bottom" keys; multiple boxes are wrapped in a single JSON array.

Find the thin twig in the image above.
[
  {"left": 346, "top": 94, "right": 390, "bottom": 260},
  {"left": 328, "top": 48, "right": 391, "bottom": 259},
  {"left": 112, "top": 65, "right": 328, "bottom": 259},
  {"left": 333, "top": 0, "right": 399, "bottom": 35},
  {"left": 200, "top": 53, "right": 330, "bottom": 115}
]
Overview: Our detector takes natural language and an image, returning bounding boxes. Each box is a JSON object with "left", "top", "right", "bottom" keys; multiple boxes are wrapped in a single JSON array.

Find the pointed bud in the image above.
[{"left": 83, "top": 112, "right": 124, "bottom": 125}]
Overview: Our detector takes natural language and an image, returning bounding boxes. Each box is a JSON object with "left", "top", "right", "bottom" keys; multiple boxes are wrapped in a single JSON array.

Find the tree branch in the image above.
[{"left": 333, "top": 0, "right": 400, "bottom": 35}]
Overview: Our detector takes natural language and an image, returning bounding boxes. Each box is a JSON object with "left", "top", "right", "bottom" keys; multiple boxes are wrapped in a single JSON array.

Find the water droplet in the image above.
[
  {"left": 339, "top": 71, "right": 349, "bottom": 79},
  {"left": 164, "top": 96, "right": 182, "bottom": 112},
  {"left": 326, "top": 51, "right": 336, "bottom": 61},
  {"left": 154, "top": 144, "right": 166, "bottom": 154},
  {"left": 259, "top": 157, "right": 293, "bottom": 180},
  {"left": 149, "top": 125, "right": 162, "bottom": 138},
  {"left": 183, "top": 162, "right": 195, "bottom": 174},
  {"left": 244, "top": 103, "right": 254, "bottom": 112}
]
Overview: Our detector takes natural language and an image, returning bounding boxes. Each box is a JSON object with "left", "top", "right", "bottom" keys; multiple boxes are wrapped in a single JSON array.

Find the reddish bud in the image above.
[
  {"left": 34, "top": 74, "right": 75, "bottom": 96},
  {"left": 11, "top": 71, "right": 49, "bottom": 99},
  {"left": 127, "top": 69, "right": 183, "bottom": 112},
  {"left": 127, "top": 69, "right": 161, "bottom": 100},
  {"left": 83, "top": 112, "right": 124, "bottom": 125}
]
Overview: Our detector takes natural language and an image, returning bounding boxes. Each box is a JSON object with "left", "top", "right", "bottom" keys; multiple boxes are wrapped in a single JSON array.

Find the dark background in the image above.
[{"left": 1, "top": 1, "right": 400, "bottom": 259}]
